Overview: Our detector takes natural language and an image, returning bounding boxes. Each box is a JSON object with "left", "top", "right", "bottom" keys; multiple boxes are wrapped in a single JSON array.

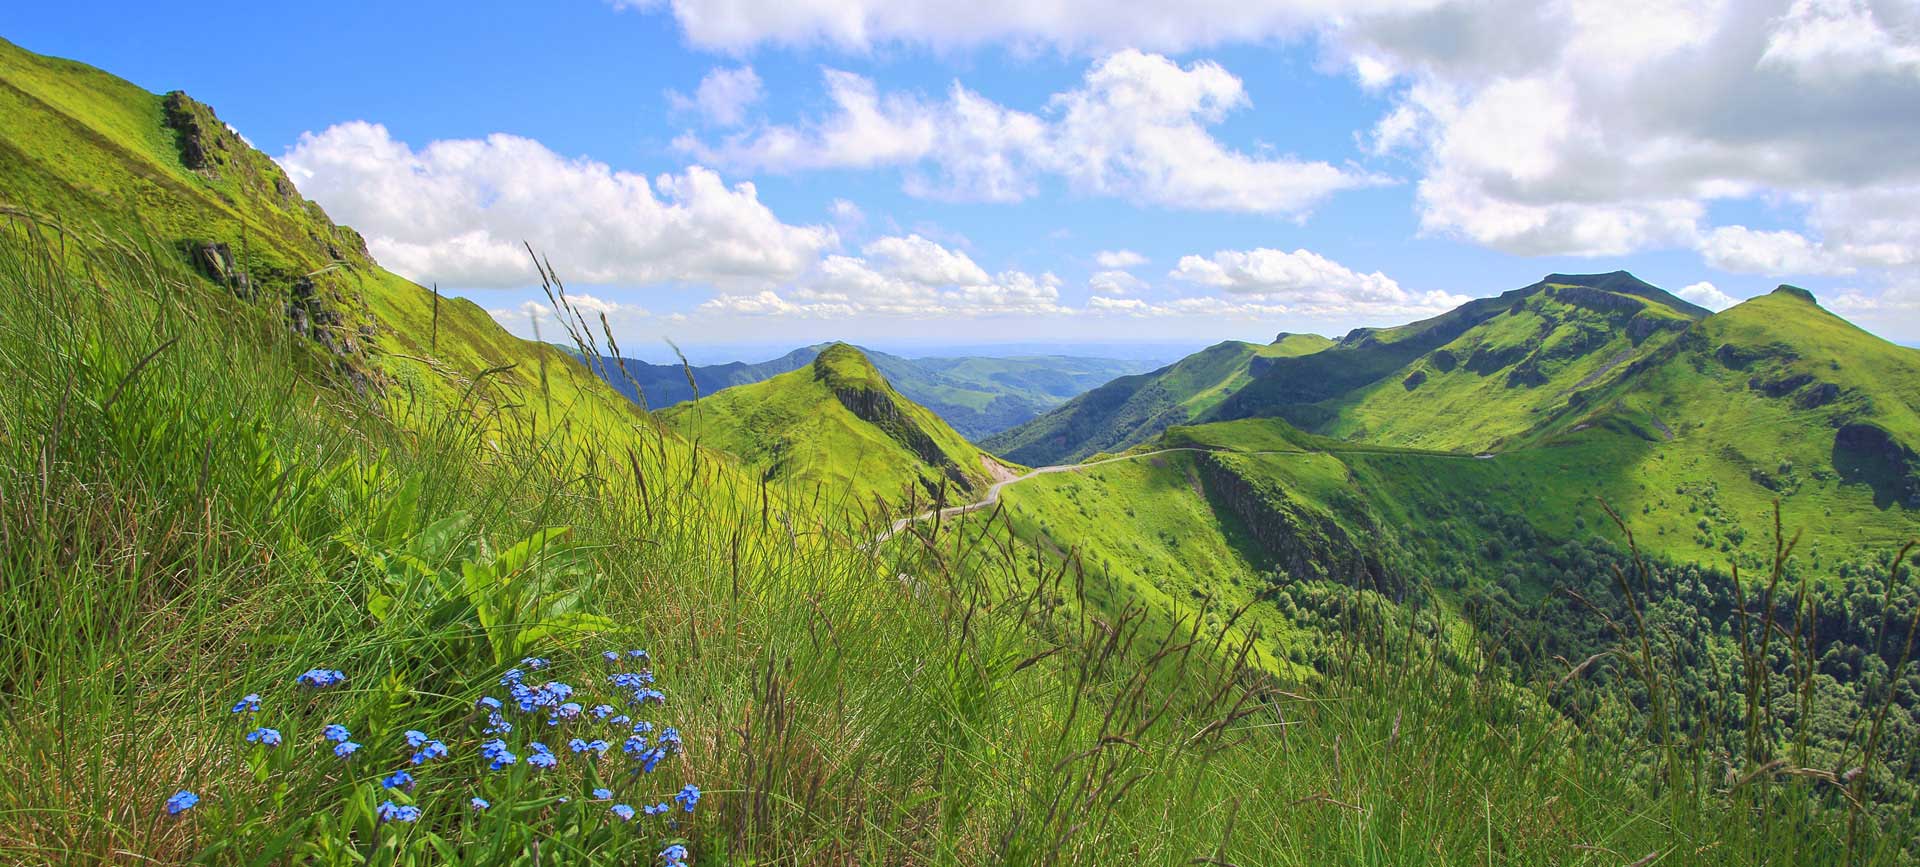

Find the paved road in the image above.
[{"left": 873, "top": 447, "right": 1307, "bottom": 544}]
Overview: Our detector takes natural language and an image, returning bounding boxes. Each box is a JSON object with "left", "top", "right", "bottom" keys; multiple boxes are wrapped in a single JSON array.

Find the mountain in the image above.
[
  {"left": 658, "top": 343, "right": 1002, "bottom": 515},
  {"left": 587, "top": 344, "right": 1154, "bottom": 438},
  {"left": 982, "top": 333, "right": 1331, "bottom": 465}
]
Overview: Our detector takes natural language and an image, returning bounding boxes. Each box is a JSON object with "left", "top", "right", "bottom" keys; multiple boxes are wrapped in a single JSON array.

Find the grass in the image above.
[{"left": 984, "top": 335, "right": 1330, "bottom": 466}]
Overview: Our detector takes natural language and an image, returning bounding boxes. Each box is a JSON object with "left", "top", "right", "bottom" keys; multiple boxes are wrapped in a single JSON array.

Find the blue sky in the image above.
[{"left": 5, "top": 0, "right": 1917, "bottom": 359}]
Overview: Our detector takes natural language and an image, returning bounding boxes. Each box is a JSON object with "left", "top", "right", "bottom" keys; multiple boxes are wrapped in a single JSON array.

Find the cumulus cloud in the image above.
[
  {"left": 1094, "top": 249, "right": 1148, "bottom": 268},
  {"left": 488, "top": 293, "right": 650, "bottom": 332},
  {"left": 702, "top": 233, "right": 1070, "bottom": 317},
  {"left": 667, "top": 65, "right": 765, "bottom": 126},
  {"left": 1697, "top": 226, "right": 1854, "bottom": 276},
  {"left": 1089, "top": 270, "right": 1148, "bottom": 294},
  {"left": 1677, "top": 280, "right": 1741, "bottom": 312},
  {"left": 279, "top": 121, "right": 835, "bottom": 290},
  {"left": 1169, "top": 247, "right": 1470, "bottom": 316},
  {"left": 678, "top": 51, "right": 1375, "bottom": 214}
]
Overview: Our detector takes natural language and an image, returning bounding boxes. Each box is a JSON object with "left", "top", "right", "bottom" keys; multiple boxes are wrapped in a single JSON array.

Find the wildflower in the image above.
[
  {"left": 627, "top": 649, "right": 649, "bottom": 661},
  {"left": 165, "top": 790, "right": 199, "bottom": 815},
  {"left": 322, "top": 724, "right": 351, "bottom": 744},
  {"left": 404, "top": 730, "right": 430, "bottom": 748},
  {"left": 568, "top": 738, "right": 590, "bottom": 753},
  {"left": 410, "top": 739, "right": 449, "bottom": 765},
  {"left": 521, "top": 656, "right": 550, "bottom": 670},
  {"left": 674, "top": 785, "right": 700, "bottom": 812},
  {"left": 589, "top": 704, "right": 616, "bottom": 719},
  {"left": 550, "top": 701, "right": 583, "bottom": 724},
  {"left": 499, "top": 669, "right": 524, "bottom": 687},
  {"left": 230, "top": 693, "right": 261, "bottom": 715},
  {"left": 483, "top": 712, "right": 513, "bottom": 735},
  {"left": 587, "top": 739, "right": 610, "bottom": 754},
  {"left": 601, "top": 650, "right": 620, "bottom": 664},
  {"left": 658, "top": 728, "right": 683, "bottom": 754},
  {"left": 334, "top": 740, "right": 361, "bottom": 759},
  {"left": 609, "top": 715, "right": 631, "bottom": 726},
  {"left": 660, "top": 843, "right": 690, "bottom": 867},
  {"left": 610, "top": 803, "right": 636, "bottom": 822},
  {"left": 644, "top": 801, "right": 671, "bottom": 816},
  {"left": 383, "top": 770, "right": 415, "bottom": 790},
  {"left": 623, "top": 735, "right": 648, "bottom": 756},
  {"left": 470, "top": 797, "right": 491, "bottom": 811},
  {"left": 480, "top": 738, "right": 517, "bottom": 771},
  {"left": 245, "top": 727, "right": 282, "bottom": 747},
  {"left": 376, "top": 801, "right": 422, "bottom": 823},
  {"left": 528, "top": 751, "right": 557, "bottom": 770},
  {"left": 636, "top": 748, "right": 667, "bottom": 773},
  {"left": 477, "top": 696, "right": 502, "bottom": 711},
  {"left": 296, "top": 669, "right": 346, "bottom": 688},
  {"left": 630, "top": 721, "right": 654, "bottom": 736},
  {"left": 591, "top": 787, "right": 613, "bottom": 800}
]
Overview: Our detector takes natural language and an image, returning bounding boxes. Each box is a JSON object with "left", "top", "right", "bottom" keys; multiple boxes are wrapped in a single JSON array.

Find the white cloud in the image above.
[
  {"left": 667, "top": 66, "right": 764, "bottom": 126},
  {"left": 1169, "top": 247, "right": 1470, "bottom": 316},
  {"left": 1089, "top": 269, "right": 1148, "bottom": 294},
  {"left": 679, "top": 51, "right": 1375, "bottom": 214},
  {"left": 701, "top": 233, "right": 1070, "bottom": 318},
  {"left": 1697, "top": 226, "right": 1854, "bottom": 276},
  {"left": 488, "top": 293, "right": 649, "bottom": 330},
  {"left": 1094, "top": 249, "right": 1148, "bottom": 268},
  {"left": 279, "top": 122, "right": 835, "bottom": 290},
  {"left": 614, "top": 0, "right": 1434, "bottom": 53},
  {"left": 1677, "top": 280, "right": 1741, "bottom": 312}
]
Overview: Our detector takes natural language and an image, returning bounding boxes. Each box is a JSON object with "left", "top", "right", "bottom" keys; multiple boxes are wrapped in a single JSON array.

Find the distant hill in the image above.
[
  {"left": 658, "top": 343, "right": 1001, "bottom": 515},
  {"left": 584, "top": 345, "right": 1155, "bottom": 439},
  {"left": 982, "top": 333, "right": 1331, "bottom": 465}
]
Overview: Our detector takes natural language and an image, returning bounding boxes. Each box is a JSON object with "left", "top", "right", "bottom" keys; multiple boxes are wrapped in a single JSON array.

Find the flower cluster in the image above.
[{"left": 168, "top": 652, "right": 696, "bottom": 863}]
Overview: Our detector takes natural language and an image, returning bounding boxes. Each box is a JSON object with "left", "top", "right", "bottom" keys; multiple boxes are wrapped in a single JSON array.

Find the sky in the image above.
[{"left": 5, "top": 0, "right": 1918, "bottom": 359}]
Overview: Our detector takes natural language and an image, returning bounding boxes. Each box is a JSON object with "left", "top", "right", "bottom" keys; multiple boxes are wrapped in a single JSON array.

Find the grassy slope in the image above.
[
  {"left": 983, "top": 334, "right": 1330, "bottom": 465},
  {"left": 659, "top": 343, "right": 996, "bottom": 516},
  {"left": 3, "top": 37, "right": 1904, "bottom": 866}
]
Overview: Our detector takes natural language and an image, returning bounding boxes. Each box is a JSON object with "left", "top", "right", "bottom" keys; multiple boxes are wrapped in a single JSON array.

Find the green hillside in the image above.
[
  {"left": 659, "top": 343, "right": 1001, "bottom": 516},
  {"left": 984, "top": 333, "right": 1330, "bottom": 464},
  {"left": 588, "top": 343, "right": 1153, "bottom": 438},
  {"left": 5, "top": 34, "right": 1915, "bottom": 867}
]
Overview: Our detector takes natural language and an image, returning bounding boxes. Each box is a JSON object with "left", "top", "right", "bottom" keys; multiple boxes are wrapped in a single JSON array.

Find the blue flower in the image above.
[
  {"left": 589, "top": 704, "right": 616, "bottom": 719},
  {"left": 627, "top": 649, "right": 649, "bottom": 661},
  {"left": 609, "top": 715, "right": 631, "bottom": 726},
  {"left": 410, "top": 739, "right": 449, "bottom": 765},
  {"left": 521, "top": 656, "right": 550, "bottom": 670},
  {"left": 165, "top": 790, "right": 199, "bottom": 815},
  {"left": 484, "top": 712, "right": 513, "bottom": 735},
  {"left": 376, "top": 801, "right": 421, "bottom": 823},
  {"left": 296, "top": 669, "right": 346, "bottom": 688},
  {"left": 230, "top": 693, "right": 261, "bottom": 715},
  {"left": 644, "top": 802, "right": 671, "bottom": 816},
  {"left": 382, "top": 770, "right": 415, "bottom": 790},
  {"left": 245, "top": 727, "right": 282, "bottom": 747},
  {"left": 528, "top": 751, "right": 557, "bottom": 770},
  {"left": 403, "top": 730, "right": 430, "bottom": 748},
  {"left": 610, "top": 803, "right": 636, "bottom": 822},
  {"left": 322, "top": 724, "right": 351, "bottom": 744},
  {"left": 477, "top": 696, "right": 502, "bottom": 711},
  {"left": 499, "top": 669, "right": 524, "bottom": 687},
  {"left": 658, "top": 728, "right": 683, "bottom": 754},
  {"left": 587, "top": 739, "right": 610, "bottom": 754},
  {"left": 568, "top": 738, "right": 591, "bottom": 753},
  {"left": 660, "top": 843, "right": 689, "bottom": 867},
  {"left": 601, "top": 650, "right": 620, "bottom": 664},
  {"left": 480, "top": 738, "right": 517, "bottom": 771},
  {"left": 674, "top": 784, "right": 700, "bottom": 812},
  {"left": 334, "top": 740, "right": 361, "bottom": 759},
  {"left": 623, "top": 735, "right": 648, "bottom": 756},
  {"left": 470, "top": 797, "right": 491, "bottom": 811},
  {"left": 630, "top": 721, "right": 654, "bottom": 736},
  {"left": 591, "top": 787, "right": 613, "bottom": 800}
]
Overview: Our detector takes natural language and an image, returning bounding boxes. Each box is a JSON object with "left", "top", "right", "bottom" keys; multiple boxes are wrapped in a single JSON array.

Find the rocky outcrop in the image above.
[
  {"left": 1796, "top": 381, "right": 1841, "bottom": 409},
  {"left": 186, "top": 240, "right": 252, "bottom": 299},
  {"left": 1429, "top": 349, "right": 1458, "bottom": 372},
  {"left": 820, "top": 357, "right": 976, "bottom": 492},
  {"left": 162, "top": 91, "right": 221, "bottom": 173},
  {"left": 1551, "top": 284, "right": 1646, "bottom": 315},
  {"left": 1626, "top": 312, "right": 1686, "bottom": 344},
  {"left": 1193, "top": 453, "right": 1401, "bottom": 599},
  {"left": 1402, "top": 369, "right": 1427, "bottom": 390},
  {"left": 1749, "top": 371, "right": 1815, "bottom": 398}
]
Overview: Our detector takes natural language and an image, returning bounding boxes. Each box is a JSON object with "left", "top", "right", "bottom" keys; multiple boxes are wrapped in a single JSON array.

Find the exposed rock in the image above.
[
  {"left": 1749, "top": 372, "right": 1815, "bottom": 398},
  {"left": 1505, "top": 359, "right": 1549, "bottom": 388},
  {"left": 1402, "top": 369, "right": 1427, "bottom": 390},
  {"left": 1466, "top": 341, "right": 1531, "bottom": 375},
  {"left": 1429, "top": 349, "right": 1458, "bottom": 373},
  {"left": 1796, "top": 381, "right": 1841, "bottom": 409},
  {"left": 1193, "top": 453, "right": 1400, "bottom": 598},
  {"left": 1552, "top": 284, "right": 1646, "bottom": 315},
  {"left": 1715, "top": 342, "right": 1797, "bottom": 371},
  {"left": 1626, "top": 312, "right": 1685, "bottom": 344}
]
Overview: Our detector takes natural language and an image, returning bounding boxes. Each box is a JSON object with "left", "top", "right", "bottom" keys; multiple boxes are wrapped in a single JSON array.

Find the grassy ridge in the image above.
[{"left": 984, "top": 334, "right": 1330, "bottom": 465}]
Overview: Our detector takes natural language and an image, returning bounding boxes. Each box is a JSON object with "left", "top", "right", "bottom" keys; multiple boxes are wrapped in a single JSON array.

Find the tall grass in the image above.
[{"left": 0, "top": 219, "right": 1902, "bottom": 865}]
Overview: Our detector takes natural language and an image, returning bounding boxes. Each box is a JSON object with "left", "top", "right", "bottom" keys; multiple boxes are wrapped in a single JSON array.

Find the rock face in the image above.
[
  {"left": 817, "top": 354, "right": 976, "bottom": 493},
  {"left": 162, "top": 91, "right": 220, "bottom": 173},
  {"left": 1193, "top": 452, "right": 1401, "bottom": 599}
]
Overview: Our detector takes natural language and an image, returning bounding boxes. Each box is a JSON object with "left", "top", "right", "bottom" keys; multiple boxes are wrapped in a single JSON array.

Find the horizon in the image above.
[{"left": 4, "top": 0, "right": 1917, "bottom": 348}]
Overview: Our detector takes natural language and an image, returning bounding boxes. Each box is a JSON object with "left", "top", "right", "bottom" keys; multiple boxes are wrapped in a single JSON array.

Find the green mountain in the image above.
[
  {"left": 6, "top": 35, "right": 1914, "bottom": 866},
  {"left": 983, "top": 333, "right": 1331, "bottom": 464},
  {"left": 658, "top": 343, "right": 1001, "bottom": 515},
  {"left": 588, "top": 344, "right": 1154, "bottom": 438}
]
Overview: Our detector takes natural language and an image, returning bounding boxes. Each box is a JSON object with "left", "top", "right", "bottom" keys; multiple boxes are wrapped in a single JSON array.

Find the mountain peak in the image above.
[
  {"left": 1771, "top": 284, "right": 1819, "bottom": 304},
  {"left": 811, "top": 341, "right": 885, "bottom": 389}
]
